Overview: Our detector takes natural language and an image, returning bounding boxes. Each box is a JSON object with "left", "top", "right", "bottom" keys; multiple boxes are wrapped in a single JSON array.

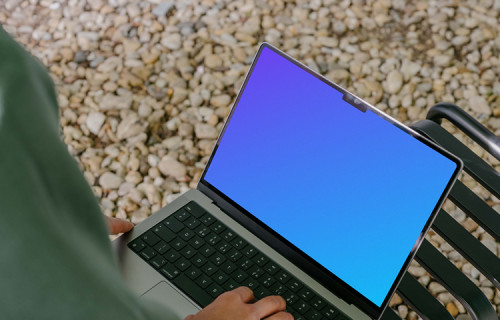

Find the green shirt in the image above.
[{"left": 0, "top": 26, "right": 179, "bottom": 320}]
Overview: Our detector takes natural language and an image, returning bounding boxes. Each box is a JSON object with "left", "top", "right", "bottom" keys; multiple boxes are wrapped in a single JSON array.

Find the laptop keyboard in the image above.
[{"left": 129, "top": 201, "right": 352, "bottom": 320}]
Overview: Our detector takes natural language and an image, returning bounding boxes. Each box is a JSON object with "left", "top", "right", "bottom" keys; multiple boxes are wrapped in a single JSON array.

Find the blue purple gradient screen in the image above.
[{"left": 204, "top": 47, "right": 457, "bottom": 306}]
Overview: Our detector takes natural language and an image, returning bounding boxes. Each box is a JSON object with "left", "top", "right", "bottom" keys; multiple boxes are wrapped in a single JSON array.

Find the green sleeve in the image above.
[{"left": 0, "top": 26, "right": 180, "bottom": 320}]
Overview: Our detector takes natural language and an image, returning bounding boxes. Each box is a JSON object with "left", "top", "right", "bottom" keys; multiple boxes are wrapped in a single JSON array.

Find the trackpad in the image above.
[{"left": 141, "top": 281, "right": 200, "bottom": 318}]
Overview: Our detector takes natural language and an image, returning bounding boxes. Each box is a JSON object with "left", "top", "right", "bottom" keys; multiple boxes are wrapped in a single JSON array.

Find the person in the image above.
[{"left": 0, "top": 25, "right": 293, "bottom": 320}]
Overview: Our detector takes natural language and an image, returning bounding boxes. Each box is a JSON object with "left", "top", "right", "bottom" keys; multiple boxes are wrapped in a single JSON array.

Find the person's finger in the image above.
[
  {"left": 106, "top": 216, "right": 134, "bottom": 234},
  {"left": 264, "top": 311, "right": 294, "bottom": 320},
  {"left": 252, "top": 295, "right": 287, "bottom": 319},
  {"left": 231, "top": 286, "right": 254, "bottom": 303},
  {"left": 184, "top": 314, "right": 195, "bottom": 320}
]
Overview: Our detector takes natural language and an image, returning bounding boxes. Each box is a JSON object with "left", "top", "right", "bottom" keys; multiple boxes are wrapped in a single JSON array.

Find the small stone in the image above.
[
  {"left": 333, "top": 21, "right": 347, "bottom": 35},
  {"left": 141, "top": 49, "right": 161, "bottom": 64},
  {"left": 210, "top": 94, "right": 231, "bottom": 108},
  {"left": 171, "top": 88, "right": 188, "bottom": 104},
  {"left": 86, "top": 112, "right": 106, "bottom": 135},
  {"left": 74, "top": 50, "right": 88, "bottom": 63},
  {"left": 158, "top": 156, "right": 186, "bottom": 180},
  {"left": 385, "top": 70, "right": 403, "bottom": 94},
  {"left": 428, "top": 281, "right": 447, "bottom": 295},
  {"left": 152, "top": 2, "right": 175, "bottom": 17},
  {"left": 389, "top": 294, "right": 402, "bottom": 307},
  {"left": 205, "top": 54, "right": 223, "bottom": 69},
  {"left": 100, "top": 93, "right": 133, "bottom": 110},
  {"left": 446, "top": 302, "right": 459, "bottom": 317},
  {"left": 469, "top": 96, "right": 492, "bottom": 116},
  {"left": 161, "top": 33, "right": 182, "bottom": 50},
  {"left": 178, "top": 123, "right": 194, "bottom": 137},
  {"left": 434, "top": 54, "right": 452, "bottom": 67},
  {"left": 195, "top": 123, "right": 219, "bottom": 139},
  {"left": 116, "top": 114, "right": 146, "bottom": 140},
  {"left": 397, "top": 305, "right": 408, "bottom": 319},
  {"left": 99, "top": 172, "right": 123, "bottom": 189}
]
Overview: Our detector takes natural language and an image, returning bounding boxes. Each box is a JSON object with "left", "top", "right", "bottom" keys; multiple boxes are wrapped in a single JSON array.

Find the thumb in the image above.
[{"left": 106, "top": 216, "right": 134, "bottom": 235}]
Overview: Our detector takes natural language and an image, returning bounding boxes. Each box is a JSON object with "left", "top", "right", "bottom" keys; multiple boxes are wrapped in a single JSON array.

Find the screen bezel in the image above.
[{"left": 198, "top": 43, "right": 463, "bottom": 318}]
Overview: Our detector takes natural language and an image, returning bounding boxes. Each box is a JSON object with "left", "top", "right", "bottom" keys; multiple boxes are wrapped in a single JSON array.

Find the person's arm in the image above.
[
  {"left": 0, "top": 26, "right": 294, "bottom": 320},
  {"left": 0, "top": 25, "right": 179, "bottom": 320}
]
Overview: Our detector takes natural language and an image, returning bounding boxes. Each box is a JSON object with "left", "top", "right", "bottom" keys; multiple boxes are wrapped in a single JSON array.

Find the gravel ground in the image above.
[{"left": 2, "top": 0, "right": 500, "bottom": 318}]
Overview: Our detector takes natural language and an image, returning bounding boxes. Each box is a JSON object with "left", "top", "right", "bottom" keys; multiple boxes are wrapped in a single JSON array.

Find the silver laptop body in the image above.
[{"left": 113, "top": 43, "right": 462, "bottom": 320}]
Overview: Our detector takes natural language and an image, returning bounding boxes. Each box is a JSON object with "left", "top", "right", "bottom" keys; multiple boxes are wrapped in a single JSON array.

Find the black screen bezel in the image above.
[{"left": 197, "top": 43, "right": 463, "bottom": 318}]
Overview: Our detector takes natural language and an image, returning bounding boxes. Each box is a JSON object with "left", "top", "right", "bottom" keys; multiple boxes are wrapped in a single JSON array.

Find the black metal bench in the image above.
[{"left": 381, "top": 103, "right": 500, "bottom": 320}]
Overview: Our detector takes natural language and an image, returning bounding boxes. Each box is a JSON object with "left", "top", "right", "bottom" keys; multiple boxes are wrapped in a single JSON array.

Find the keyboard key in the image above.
[
  {"left": 269, "top": 282, "right": 287, "bottom": 295},
  {"left": 174, "top": 209, "right": 190, "bottom": 222},
  {"left": 210, "top": 252, "right": 227, "bottom": 266},
  {"left": 181, "top": 245, "right": 196, "bottom": 259},
  {"left": 310, "top": 297, "right": 327, "bottom": 310},
  {"left": 153, "top": 241, "right": 170, "bottom": 254},
  {"left": 164, "top": 217, "right": 184, "bottom": 233},
  {"left": 298, "top": 287, "right": 314, "bottom": 301},
  {"left": 184, "top": 202, "right": 206, "bottom": 218},
  {"left": 264, "top": 262, "right": 280, "bottom": 275},
  {"left": 142, "top": 231, "right": 160, "bottom": 246},
  {"left": 237, "top": 257, "right": 253, "bottom": 270},
  {"left": 231, "top": 237, "right": 247, "bottom": 249},
  {"left": 283, "top": 291, "right": 299, "bottom": 305},
  {"left": 195, "top": 225, "right": 211, "bottom": 237},
  {"left": 241, "top": 277, "right": 259, "bottom": 290},
  {"left": 242, "top": 245, "right": 257, "bottom": 258},
  {"left": 252, "top": 253, "right": 269, "bottom": 266},
  {"left": 213, "top": 270, "right": 230, "bottom": 285},
  {"left": 276, "top": 270, "right": 291, "bottom": 283},
  {"left": 221, "top": 229, "right": 236, "bottom": 242},
  {"left": 192, "top": 254, "right": 208, "bottom": 267},
  {"left": 261, "top": 274, "right": 276, "bottom": 288},
  {"left": 216, "top": 241, "right": 231, "bottom": 253},
  {"left": 305, "top": 308, "right": 322, "bottom": 320},
  {"left": 185, "top": 216, "right": 201, "bottom": 230},
  {"left": 150, "top": 255, "right": 167, "bottom": 269},
  {"left": 160, "top": 264, "right": 180, "bottom": 280},
  {"left": 171, "top": 239, "right": 187, "bottom": 251},
  {"left": 172, "top": 274, "right": 213, "bottom": 307},
  {"left": 321, "top": 305, "right": 338, "bottom": 319},
  {"left": 210, "top": 221, "right": 226, "bottom": 234},
  {"left": 195, "top": 274, "right": 213, "bottom": 288},
  {"left": 153, "top": 224, "right": 176, "bottom": 242},
  {"left": 200, "top": 244, "right": 216, "bottom": 257},
  {"left": 248, "top": 265, "right": 265, "bottom": 279},
  {"left": 180, "top": 229, "right": 195, "bottom": 241},
  {"left": 233, "top": 270, "right": 248, "bottom": 282},
  {"left": 220, "top": 261, "right": 237, "bottom": 274},
  {"left": 186, "top": 266, "right": 202, "bottom": 280},
  {"left": 293, "top": 300, "right": 310, "bottom": 314},
  {"left": 223, "top": 278, "right": 239, "bottom": 291},
  {"left": 175, "top": 258, "right": 191, "bottom": 271},
  {"left": 200, "top": 214, "right": 215, "bottom": 226},
  {"left": 207, "top": 283, "right": 224, "bottom": 298},
  {"left": 129, "top": 239, "right": 146, "bottom": 252},
  {"left": 189, "top": 236, "right": 205, "bottom": 249},
  {"left": 227, "top": 248, "right": 243, "bottom": 262},
  {"left": 164, "top": 250, "right": 181, "bottom": 263},
  {"left": 207, "top": 233, "right": 221, "bottom": 245},
  {"left": 287, "top": 279, "right": 303, "bottom": 292},
  {"left": 202, "top": 262, "right": 217, "bottom": 276},
  {"left": 140, "top": 247, "right": 157, "bottom": 260}
]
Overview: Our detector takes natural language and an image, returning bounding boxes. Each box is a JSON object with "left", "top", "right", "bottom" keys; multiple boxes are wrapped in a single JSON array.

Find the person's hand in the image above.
[
  {"left": 105, "top": 216, "right": 134, "bottom": 235},
  {"left": 185, "top": 286, "right": 292, "bottom": 320}
]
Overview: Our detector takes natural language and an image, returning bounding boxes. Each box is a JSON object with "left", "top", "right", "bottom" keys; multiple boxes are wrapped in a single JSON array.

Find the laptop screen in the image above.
[{"left": 202, "top": 46, "right": 459, "bottom": 308}]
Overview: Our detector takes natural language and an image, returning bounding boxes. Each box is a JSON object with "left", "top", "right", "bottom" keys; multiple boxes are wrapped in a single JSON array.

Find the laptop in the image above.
[{"left": 113, "top": 43, "right": 463, "bottom": 320}]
